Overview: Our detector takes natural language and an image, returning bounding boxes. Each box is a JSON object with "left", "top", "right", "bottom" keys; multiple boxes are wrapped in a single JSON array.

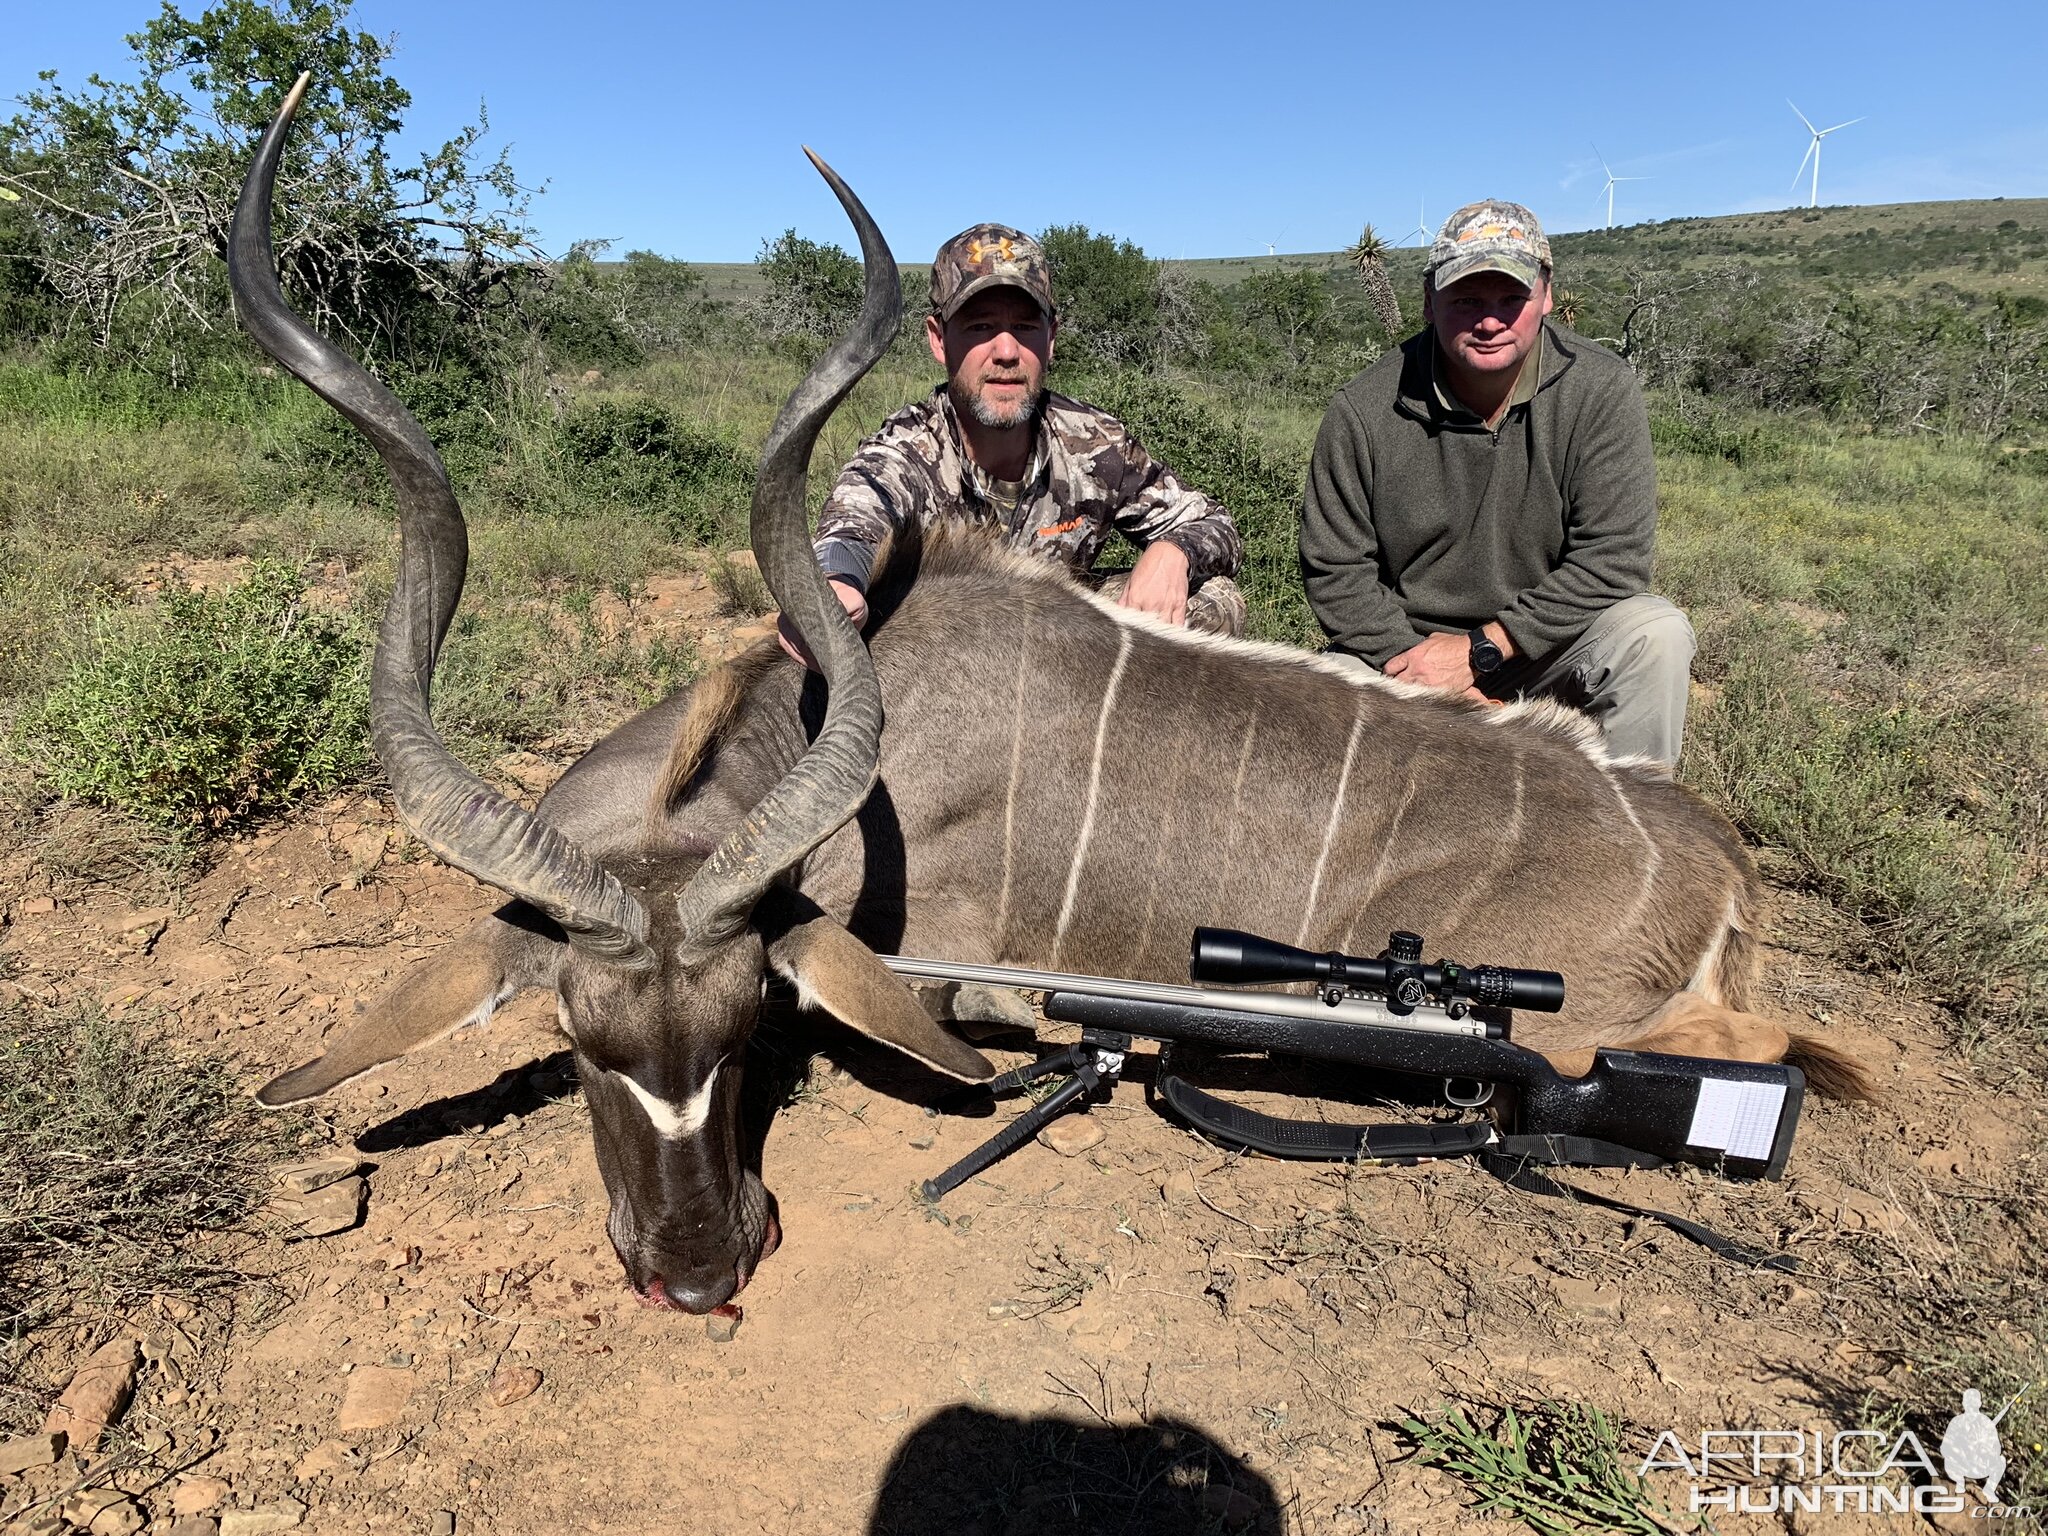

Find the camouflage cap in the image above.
[
  {"left": 929, "top": 224, "right": 1056, "bottom": 322},
  {"left": 1425, "top": 200, "right": 1552, "bottom": 291}
]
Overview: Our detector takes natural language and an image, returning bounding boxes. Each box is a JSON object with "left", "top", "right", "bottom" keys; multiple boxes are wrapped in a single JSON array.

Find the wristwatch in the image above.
[{"left": 1467, "top": 627, "right": 1507, "bottom": 677}]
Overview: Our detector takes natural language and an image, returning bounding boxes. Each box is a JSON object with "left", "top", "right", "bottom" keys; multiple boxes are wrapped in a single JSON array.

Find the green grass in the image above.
[{"left": 1399, "top": 1400, "right": 1698, "bottom": 1536}]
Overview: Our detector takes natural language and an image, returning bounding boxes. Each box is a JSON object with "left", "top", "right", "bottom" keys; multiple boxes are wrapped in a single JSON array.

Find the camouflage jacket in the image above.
[{"left": 814, "top": 387, "right": 1243, "bottom": 589}]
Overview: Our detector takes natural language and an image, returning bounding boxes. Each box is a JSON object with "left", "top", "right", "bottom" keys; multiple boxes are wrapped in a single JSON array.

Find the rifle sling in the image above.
[{"left": 1157, "top": 1073, "right": 1797, "bottom": 1273}]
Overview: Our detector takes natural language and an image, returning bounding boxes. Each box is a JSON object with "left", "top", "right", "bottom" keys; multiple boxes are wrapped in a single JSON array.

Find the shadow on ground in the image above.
[{"left": 868, "top": 1403, "right": 1284, "bottom": 1535}]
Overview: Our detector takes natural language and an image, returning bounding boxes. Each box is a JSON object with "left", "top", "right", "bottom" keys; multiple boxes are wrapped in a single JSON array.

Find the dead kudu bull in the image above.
[{"left": 237, "top": 80, "right": 1861, "bottom": 1315}]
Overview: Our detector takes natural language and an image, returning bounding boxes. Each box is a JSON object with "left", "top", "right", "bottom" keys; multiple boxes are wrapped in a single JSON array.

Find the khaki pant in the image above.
[{"left": 1332, "top": 594, "right": 1695, "bottom": 765}]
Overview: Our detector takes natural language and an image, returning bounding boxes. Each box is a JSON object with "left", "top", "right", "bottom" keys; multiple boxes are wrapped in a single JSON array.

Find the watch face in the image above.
[{"left": 1469, "top": 630, "right": 1505, "bottom": 675}]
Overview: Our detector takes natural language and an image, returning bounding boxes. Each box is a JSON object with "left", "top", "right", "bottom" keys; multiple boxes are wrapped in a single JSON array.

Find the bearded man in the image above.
[{"left": 782, "top": 224, "right": 1245, "bottom": 665}]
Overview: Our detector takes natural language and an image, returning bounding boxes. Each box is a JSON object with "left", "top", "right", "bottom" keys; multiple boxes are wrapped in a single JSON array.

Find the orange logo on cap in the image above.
[
  {"left": 1456, "top": 224, "right": 1525, "bottom": 244},
  {"left": 968, "top": 237, "right": 1015, "bottom": 265}
]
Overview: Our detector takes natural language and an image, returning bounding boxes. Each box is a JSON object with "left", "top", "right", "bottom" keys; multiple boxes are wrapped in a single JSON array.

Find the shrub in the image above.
[
  {"left": 23, "top": 562, "right": 369, "bottom": 832},
  {"left": 555, "top": 395, "right": 756, "bottom": 541}
]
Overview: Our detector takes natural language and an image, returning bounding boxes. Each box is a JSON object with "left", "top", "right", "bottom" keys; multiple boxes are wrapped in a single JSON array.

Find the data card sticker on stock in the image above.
[{"left": 1685, "top": 1077, "right": 1788, "bottom": 1163}]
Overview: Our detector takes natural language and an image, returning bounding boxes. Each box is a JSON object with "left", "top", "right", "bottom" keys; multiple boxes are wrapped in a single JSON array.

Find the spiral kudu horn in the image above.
[
  {"left": 228, "top": 75, "right": 650, "bottom": 965},
  {"left": 671, "top": 150, "right": 902, "bottom": 960}
]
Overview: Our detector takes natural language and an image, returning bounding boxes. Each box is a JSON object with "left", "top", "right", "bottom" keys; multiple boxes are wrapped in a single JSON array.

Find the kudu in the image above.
[{"left": 239, "top": 79, "right": 1857, "bottom": 1315}]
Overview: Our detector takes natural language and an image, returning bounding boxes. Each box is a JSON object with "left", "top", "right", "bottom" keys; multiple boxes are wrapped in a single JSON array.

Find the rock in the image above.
[
  {"left": 43, "top": 1338, "right": 140, "bottom": 1448},
  {"left": 218, "top": 1501, "right": 306, "bottom": 1535},
  {"left": 1037, "top": 1116, "right": 1106, "bottom": 1157},
  {"left": 273, "top": 1176, "right": 366, "bottom": 1238},
  {"left": 1160, "top": 1169, "right": 1199, "bottom": 1205},
  {"left": 291, "top": 1439, "right": 359, "bottom": 1480},
  {"left": 273, "top": 1155, "right": 363, "bottom": 1196},
  {"left": 346, "top": 829, "right": 390, "bottom": 870},
  {"left": 487, "top": 1366, "right": 541, "bottom": 1407},
  {"left": 108, "top": 908, "right": 172, "bottom": 949},
  {"left": 430, "top": 1512, "right": 456, "bottom": 1536},
  {"left": 335, "top": 1366, "right": 413, "bottom": 1431},
  {"left": 908, "top": 1134, "right": 935, "bottom": 1151},
  {"left": 101, "top": 978, "right": 163, "bottom": 1011},
  {"left": 0, "top": 1430, "right": 65, "bottom": 1475},
  {"left": 16, "top": 896, "right": 58, "bottom": 915},
  {"left": 170, "top": 1477, "right": 231, "bottom": 1515},
  {"left": 60, "top": 1490, "right": 144, "bottom": 1536},
  {"left": 705, "top": 1307, "right": 742, "bottom": 1343},
  {"left": 167, "top": 1519, "right": 222, "bottom": 1536}
]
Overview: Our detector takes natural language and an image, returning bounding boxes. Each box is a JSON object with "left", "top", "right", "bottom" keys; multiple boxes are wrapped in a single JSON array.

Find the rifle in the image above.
[{"left": 880, "top": 929, "right": 1805, "bottom": 1267}]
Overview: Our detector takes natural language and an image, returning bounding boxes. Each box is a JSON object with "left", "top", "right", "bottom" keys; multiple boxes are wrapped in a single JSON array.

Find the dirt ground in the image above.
[{"left": 1, "top": 596, "right": 2041, "bottom": 1536}]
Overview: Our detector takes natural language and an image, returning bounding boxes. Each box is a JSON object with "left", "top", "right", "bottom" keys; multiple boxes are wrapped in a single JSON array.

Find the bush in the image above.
[
  {"left": 1068, "top": 370, "right": 1319, "bottom": 647},
  {"left": 1040, "top": 225, "right": 1159, "bottom": 369},
  {"left": 23, "top": 562, "right": 369, "bottom": 832},
  {"left": 748, "top": 229, "right": 864, "bottom": 349},
  {"left": 555, "top": 395, "right": 756, "bottom": 541},
  {"left": 0, "top": 1000, "right": 292, "bottom": 1355}
]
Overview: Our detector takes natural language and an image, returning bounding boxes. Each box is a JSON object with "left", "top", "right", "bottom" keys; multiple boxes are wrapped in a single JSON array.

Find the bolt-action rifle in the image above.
[{"left": 881, "top": 929, "right": 1805, "bottom": 1266}]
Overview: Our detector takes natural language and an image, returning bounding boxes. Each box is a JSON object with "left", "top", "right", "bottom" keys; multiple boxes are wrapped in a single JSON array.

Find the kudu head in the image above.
[{"left": 234, "top": 76, "right": 990, "bottom": 1313}]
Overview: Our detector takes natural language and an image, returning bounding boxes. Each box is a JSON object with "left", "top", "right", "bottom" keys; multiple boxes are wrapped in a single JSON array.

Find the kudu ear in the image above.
[
  {"left": 253, "top": 909, "right": 560, "bottom": 1106},
  {"left": 757, "top": 901, "right": 994, "bottom": 1084}
]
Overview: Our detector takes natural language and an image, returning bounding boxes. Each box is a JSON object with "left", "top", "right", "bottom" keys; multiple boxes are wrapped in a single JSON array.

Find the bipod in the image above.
[{"left": 920, "top": 1029, "right": 1131, "bottom": 1201}]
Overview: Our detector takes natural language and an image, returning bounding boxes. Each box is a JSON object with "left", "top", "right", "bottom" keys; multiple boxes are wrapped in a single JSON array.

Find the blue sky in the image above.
[{"left": 10, "top": 1, "right": 2046, "bottom": 265}]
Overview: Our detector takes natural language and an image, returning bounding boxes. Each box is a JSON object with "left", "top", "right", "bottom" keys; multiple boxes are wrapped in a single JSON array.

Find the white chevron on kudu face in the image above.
[{"left": 616, "top": 1059, "right": 723, "bottom": 1141}]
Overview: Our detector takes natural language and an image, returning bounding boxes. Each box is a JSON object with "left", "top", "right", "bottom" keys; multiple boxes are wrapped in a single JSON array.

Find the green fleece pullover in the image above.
[{"left": 1299, "top": 322, "right": 1656, "bottom": 667}]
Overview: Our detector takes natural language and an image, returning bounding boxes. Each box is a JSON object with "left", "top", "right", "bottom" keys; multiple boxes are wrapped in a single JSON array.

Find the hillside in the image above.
[{"left": 695, "top": 198, "right": 2048, "bottom": 303}]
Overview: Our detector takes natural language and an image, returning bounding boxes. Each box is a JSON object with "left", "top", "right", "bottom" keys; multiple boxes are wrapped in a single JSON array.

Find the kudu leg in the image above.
[{"left": 254, "top": 907, "right": 562, "bottom": 1105}]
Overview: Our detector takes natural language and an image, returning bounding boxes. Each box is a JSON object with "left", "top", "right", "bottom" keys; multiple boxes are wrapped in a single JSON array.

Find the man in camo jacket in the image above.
[{"left": 783, "top": 223, "right": 1245, "bottom": 664}]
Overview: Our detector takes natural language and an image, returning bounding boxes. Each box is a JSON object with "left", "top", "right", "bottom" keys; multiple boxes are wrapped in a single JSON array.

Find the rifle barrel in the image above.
[{"left": 877, "top": 954, "right": 1495, "bottom": 1039}]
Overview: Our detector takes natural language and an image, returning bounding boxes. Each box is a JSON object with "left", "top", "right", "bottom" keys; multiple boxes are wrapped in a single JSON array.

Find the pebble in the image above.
[
  {"left": 1160, "top": 1169, "right": 1199, "bottom": 1205},
  {"left": 335, "top": 1366, "right": 413, "bottom": 1431},
  {"left": 0, "top": 1430, "right": 65, "bottom": 1475},
  {"left": 218, "top": 1500, "right": 306, "bottom": 1535},
  {"left": 291, "top": 1439, "right": 360, "bottom": 1480},
  {"left": 1550, "top": 1276, "right": 1623, "bottom": 1320},
  {"left": 1037, "top": 1116, "right": 1105, "bottom": 1157},
  {"left": 167, "top": 1518, "right": 222, "bottom": 1536},
  {"left": 705, "top": 1307, "right": 742, "bottom": 1343},
  {"left": 430, "top": 1512, "right": 457, "bottom": 1536},
  {"left": 486, "top": 1366, "right": 542, "bottom": 1407},
  {"left": 43, "top": 1338, "right": 140, "bottom": 1449},
  {"left": 908, "top": 1134, "right": 936, "bottom": 1151},
  {"left": 504, "top": 1216, "right": 532, "bottom": 1237}
]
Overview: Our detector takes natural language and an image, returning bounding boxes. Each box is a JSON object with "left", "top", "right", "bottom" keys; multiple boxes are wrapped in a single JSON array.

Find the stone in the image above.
[
  {"left": 60, "top": 1490, "right": 144, "bottom": 1536},
  {"left": 429, "top": 1512, "right": 456, "bottom": 1536},
  {"left": 170, "top": 1477, "right": 231, "bottom": 1515},
  {"left": 0, "top": 1430, "right": 65, "bottom": 1475},
  {"left": 335, "top": 1366, "right": 413, "bottom": 1431},
  {"left": 1160, "top": 1169, "right": 1199, "bottom": 1205},
  {"left": 101, "top": 978, "right": 163, "bottom": 1011},
  {"left": 273, "top": 1176, "right": 366, "bottom": 1238},
  {"left": 705, "top": 1308, "right": 742, "bottom": 1343},
  {"left": 1037, "top": 1116, "right": 1106, "bottom": 1157},
  {"left": 167, "top": 1519, "right": 222, "bottom": 1536},
  {"left": 486, "top": 1367, "right": 541, "bottom": 1407},
  {"left": 43, "top": 1338, "right": 140, "bottom": 1448},
  {"left": 218, "top": 1501, "right": 306, "bottom": 1536},
  {"left": 274, "top": 1155, "right": 363, "bottom": 1196},
  {"left": 17, "top": 896, "right": 58, "bottom": 915},
  {"left": 108, "top": 908, "right": 172, "bottom": 948},
  {"left": 291, "top": 1439, "right": 359, "bottom": 1480}
]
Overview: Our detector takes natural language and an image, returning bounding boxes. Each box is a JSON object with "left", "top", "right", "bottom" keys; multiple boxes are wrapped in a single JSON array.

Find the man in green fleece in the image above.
[{"left": 1300, "top": 200, "right": 1693, "bottom": 764}]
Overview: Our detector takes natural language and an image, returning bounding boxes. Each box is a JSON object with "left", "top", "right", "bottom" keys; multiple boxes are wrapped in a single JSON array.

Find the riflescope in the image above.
[{"left": 1190, "top": 928, "right": 1565, "bottom": 1015}]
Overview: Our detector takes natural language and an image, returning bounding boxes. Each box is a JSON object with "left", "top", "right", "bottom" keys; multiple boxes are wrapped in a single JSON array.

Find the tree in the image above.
[
  {"left": 1038, "top": 224, "right": 1158, "bottom": 369},
  {"left": 747, "top": 228, "right": 863, "bottom": 348},
  {"left": 1344, "top": 223, "right": 1402, "bottom": 339},
  {"left": 0, "top": 0, "right": 539, "bottom": 366}
]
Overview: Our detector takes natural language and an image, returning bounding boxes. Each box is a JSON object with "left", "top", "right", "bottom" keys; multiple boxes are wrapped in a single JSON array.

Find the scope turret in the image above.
[{"left": 1189, "top": 927, "right": 1565, "bottom": 1014}]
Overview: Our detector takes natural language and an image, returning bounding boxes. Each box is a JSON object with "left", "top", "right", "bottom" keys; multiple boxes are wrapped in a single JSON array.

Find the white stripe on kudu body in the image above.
[
  {"left": 1298, "top": 706, "right": 1366, "bottom": 945},
  {"left": 617, "top": 1060, "right": 723, "bottom": 1141},
  {"left": 1052, "top": 627, "right": 1132, "bottom": 966}
]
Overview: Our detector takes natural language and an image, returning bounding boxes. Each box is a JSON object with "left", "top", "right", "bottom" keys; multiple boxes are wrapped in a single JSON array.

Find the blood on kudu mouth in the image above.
[{"left": 631, "top": 1209, "right": 782, "bottom": 1314}]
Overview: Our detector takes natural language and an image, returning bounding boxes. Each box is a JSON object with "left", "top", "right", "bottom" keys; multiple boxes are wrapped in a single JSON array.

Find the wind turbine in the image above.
[
  {"left": 1404, "top": 200, "right": 1430, "bottom": 247},
  {"left": 1789, "top": 101, "right": 1865, "bottom": 209},
  {"left": 1592, "top": 144, "right": 1648, "bottom": 230}
]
